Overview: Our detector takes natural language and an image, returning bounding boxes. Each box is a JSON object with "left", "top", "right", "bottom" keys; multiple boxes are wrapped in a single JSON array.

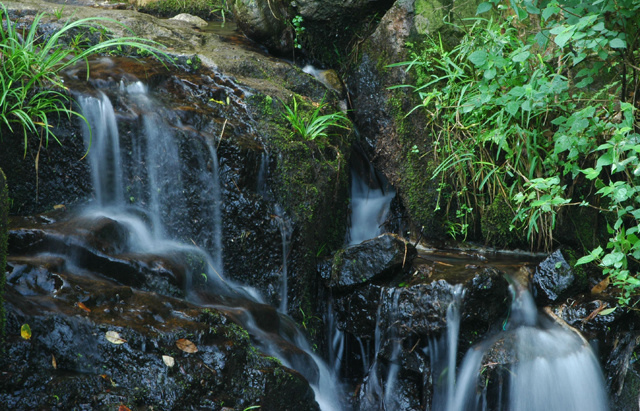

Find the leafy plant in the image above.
[
  {"left": 0, "top": 5, "right": 169, "bottom": 157},
  {"left": 281, "top": 96, "right": 351, "bottom": 141},
  {"left": 392, "top": 0, "right": 640, "bottom": 304},
  {"left": 291, "top": 15, "right": 305, "bottom": 50}
]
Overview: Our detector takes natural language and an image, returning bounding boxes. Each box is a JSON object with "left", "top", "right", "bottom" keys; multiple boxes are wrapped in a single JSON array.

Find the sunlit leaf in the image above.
[
  {"left": 105, "top": 331, "right": 127, "bottom": 345},
  {"left": 162, "top": 355, "right": 175, "bottom": 367},
  {"left": 21, "top": 324, "right": 32, "bottom": 340},
  {"left": 176, "top": 338, "right": 198, "bottom": 353},
  {"left": 52, "top": 354, "right": 57, "bottom": 369}
]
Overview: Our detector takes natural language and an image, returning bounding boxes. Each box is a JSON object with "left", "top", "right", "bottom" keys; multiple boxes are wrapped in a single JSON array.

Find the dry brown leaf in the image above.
[
  {"left": 162, "top": 355, "right": 175, "bottom": 367},
  {"left": 52, "top": 354, "right": 57, "bottom": 369},
  {"left": 105, "top": 331, "right": 127, "bottom": 345},
  {"left": 591, "top": 276, "right": 610, "bottom": 294},
  {"left": 118, "top": 405, "right": 131, "bottom": 411},
  {"left": 176, "top": 338, "right": 198, "bottom": 353},
  {"left": 76, "top": 302, "right": 91, "bottom": 313}
]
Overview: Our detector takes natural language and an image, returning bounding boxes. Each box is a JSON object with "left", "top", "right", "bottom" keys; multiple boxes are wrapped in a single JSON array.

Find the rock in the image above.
[
  {"left": 0, "top": 254, "right": 320, "bottom": 410},
  {"left": 170, "top": 13, "right": 208, "bottom": 27},
  {"left": 233, "top": 0, "right": 292, "bottom": 54},
  {"left": 348, "top": 0, "right": 479, "bottom": 239},
  {"left": 532, "top": 250, "right": 575, "bottom": 303},
  {"left": 330, "top": 234, "right": 415, "bottom": 289}
]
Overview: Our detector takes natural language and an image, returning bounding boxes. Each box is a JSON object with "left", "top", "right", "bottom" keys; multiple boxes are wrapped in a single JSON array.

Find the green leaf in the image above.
[
  {"left": 476, "top": 2, "right": 493, "bottom": 14},
  {"left": 542, "top": 4, "right": 560, "bottom": 20},
  {"left": 468, "top": 50, "right": 488, "bottom": 67},
  {"left": 609, "top": 38, "right": 626, "bottom": 49},
  {"left": 599, "top": 307, "right": 616, "bottom": 316},
  {"left": 554, "top": 26, "right": 576, "bottom": 48},
  {"left": 484, "top": 68, "right": 497, "bottom": 80},
  {"left": 512, "top": 50, "right": 531, "bottom": 62}
]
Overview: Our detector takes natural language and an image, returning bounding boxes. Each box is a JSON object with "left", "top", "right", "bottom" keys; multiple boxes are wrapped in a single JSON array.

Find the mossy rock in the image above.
[{"left": 481, "top": 195, "right": 525, "bottom": 249}]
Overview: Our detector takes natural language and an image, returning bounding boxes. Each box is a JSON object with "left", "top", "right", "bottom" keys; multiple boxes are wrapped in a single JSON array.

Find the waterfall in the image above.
[
  {"left": 347, "top": 168, "right": 395, "bottom": 245},
  {"left": 77, "top": 79, "right": 342, "bottom": 410},
  {"left": 437, "top": 282, "right": 609, "bottom": 411},
  {"left": 78, "top": 93, "right": 124, "bottom": 206},
  {"left": 274, "top": 204, "right": 292, "bottom": 312}
]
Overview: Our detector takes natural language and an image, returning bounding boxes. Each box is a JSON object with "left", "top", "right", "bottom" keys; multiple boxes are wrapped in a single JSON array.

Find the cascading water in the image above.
[
  {"left": 436, "top": 282, "right": 609, "bottom": 411},
  {"left": 347, "top": 168, "right": 395, "bottom": 245},
  {"left": 273, "top": 204, "right": 292, "bottom": 312},
  {"left": 76, "top": 76, "right": 343, "bottom": 410}
]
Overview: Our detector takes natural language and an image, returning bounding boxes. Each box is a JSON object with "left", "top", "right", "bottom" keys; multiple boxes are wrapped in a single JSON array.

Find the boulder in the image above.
[
  {"left": 330, "top": 234, "right": 416, "bottom": 289},
  {"left": 532, "top": 250, "right": 575, "bottom": 303}
]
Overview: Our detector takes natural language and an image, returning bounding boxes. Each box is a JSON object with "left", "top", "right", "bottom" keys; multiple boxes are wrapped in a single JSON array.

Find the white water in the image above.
[
  {"left": 77, "top": 82, "right": 342, "bottom": 410},
  {"left": 347, "top": 169, "right": 395, "bottom": 245},
  {"left": 273, "top": 204, "right": 292, "bottom": 312},
  {"left": 437, "top": 283, "right": 609, "bottom": 411}
]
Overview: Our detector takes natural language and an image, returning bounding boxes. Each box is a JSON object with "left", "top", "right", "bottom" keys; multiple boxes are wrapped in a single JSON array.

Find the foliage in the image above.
[
  {"left": 281, "top": 96, "right": 351, "bottom": 141},
  {"left": 0, "top": 5, "right": 169, "bottom": 157},
  {"left": 292, "top": 15, "right": 305, "bottom": 50},
  {"left": 393, "top": 0, "right": 640, "bottom": 304}
]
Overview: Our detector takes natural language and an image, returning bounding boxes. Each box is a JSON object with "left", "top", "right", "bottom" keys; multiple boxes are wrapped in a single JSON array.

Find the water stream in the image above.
[
  {"left": 76, "top": 78, "right": 343, "bottom": 410},
  {"left": 434, "top": 282, "right": 609, "bottom": 411},
  {"left": 68, "top": 60, "right": 609, "bottom": 411}
]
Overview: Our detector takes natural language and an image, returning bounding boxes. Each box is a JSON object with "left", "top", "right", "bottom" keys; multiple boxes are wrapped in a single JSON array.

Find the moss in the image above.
[
  {"left": 564, "top": 248, "right": 589, "bottom": 292},
  {"left": 0, "top": 168, "right": 7, "bottom": 343},
  {"left": 138, "top": 0, "right": 227, "bottom": 21},
  {"left": 481, "top": 195, "right": 525, "bottom": 248}
]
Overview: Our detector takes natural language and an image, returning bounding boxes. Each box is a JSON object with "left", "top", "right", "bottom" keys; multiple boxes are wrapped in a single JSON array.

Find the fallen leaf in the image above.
[
  {"left": 176, "top": 338, "right": 198, "bottom": 353},
  {"left": 162, "top": 355, "right": 175, "bottom": 367},
  {"left": 52, "top": 354, "right": 57, "bottom": 369},
  {"left": 591, "top": 276, "right": 610, "bottom": 294},
  {"left": 105, "top": 331, "right": 127, "bottom": 345},
  {"left": 76, "top": 302, "right": 91, "bottom": 313},
  {"left": 582, "top": 301, "right": 606, "bottom": 323},
  {"left": 21, "top": 324, "right": 32, "bottom": 340},
  {"left": 599, "top": 307, "right": 617, "bottom": 316},
  {"left": 53, "top": 204, "right": 66, "bottom": 211},
  {"left": 118, "top": 405, "right": 131, "bottom": 411}
]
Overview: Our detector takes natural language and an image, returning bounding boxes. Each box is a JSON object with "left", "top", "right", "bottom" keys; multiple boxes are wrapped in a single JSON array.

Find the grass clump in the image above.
[{"left": 0, "top": 5, "right": 168, "bottom": 157}]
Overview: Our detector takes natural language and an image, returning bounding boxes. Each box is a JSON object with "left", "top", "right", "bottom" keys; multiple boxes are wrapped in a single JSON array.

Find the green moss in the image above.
[
  {"left": 0, "top": 168, "right": 7, "bottom": 343},
  {"left": 481, "top": 195, "right": 525, "bottom": 248},
  {"left": 138, "top": 0, "right": 227, "bottom": 21},
  {"left": 564, "top": 248, "right": 589, "bottom": 291}
]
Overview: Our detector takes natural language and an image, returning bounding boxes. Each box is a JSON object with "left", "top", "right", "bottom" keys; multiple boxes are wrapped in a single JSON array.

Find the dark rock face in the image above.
[
  {"left": 532, "top": 250, "right": 575, "bottom": 303},
  {"left": 330, "top": 234, "right": 416, "bottom": 289},
  {"left": 1, "top": 261, "right": 319, "bottom": 410}
]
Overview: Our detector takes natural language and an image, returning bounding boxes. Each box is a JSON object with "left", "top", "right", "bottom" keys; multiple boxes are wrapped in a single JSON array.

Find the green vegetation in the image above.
[
  {"left": 138, "top": 0, "right": 230, "bottom": 22},
  {"left": 394, "top": 0, "right": 640, "bottom": 305},
  {"left": 281, "top": 96, "right": 351, "bottom": 141},
  {"left": 0, "top": 5, "right": 168, "bottom": 157}
]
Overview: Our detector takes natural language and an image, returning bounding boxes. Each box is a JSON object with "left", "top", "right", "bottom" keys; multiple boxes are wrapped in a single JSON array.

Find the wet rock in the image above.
[
  {"left": 233, "top": 0, "right": 292, "bottom": 54},
  {"left": 334, "top": 284, "right": 382, "bottom": 338},
  {"left": 348, "top": 0, "right": 478, "bottom": 239},
  {"left": 330, "top": 234, "right": 415, "bottom": 289},
  {"left": 0, "top": 261, "right": 320, "bottom": 410},
  {"left": 532, "top": 250, "right": 575, "bottom": 304}
]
